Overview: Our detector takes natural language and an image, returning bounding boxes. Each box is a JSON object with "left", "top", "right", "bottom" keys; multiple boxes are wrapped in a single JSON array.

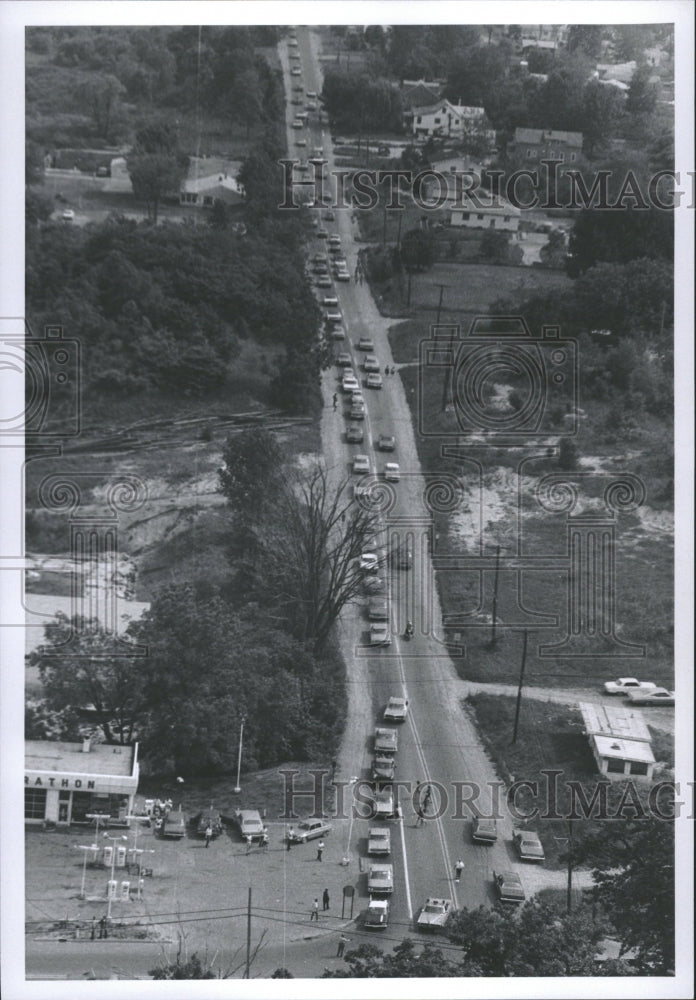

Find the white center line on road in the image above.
[{"left": 397, "top": 812, "right": 413, "bottom": 921}]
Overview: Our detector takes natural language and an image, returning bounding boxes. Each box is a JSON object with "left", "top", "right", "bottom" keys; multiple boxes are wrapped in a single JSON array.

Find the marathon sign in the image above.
[{"left": 25, "top": 774, "right": 96, "bottom": 789}]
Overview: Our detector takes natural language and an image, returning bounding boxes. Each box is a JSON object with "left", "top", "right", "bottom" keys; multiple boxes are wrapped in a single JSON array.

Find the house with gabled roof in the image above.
[
  {"left": 507, "top": 127, "right": 584, "bottom": 168},
  {"left": 412, "top": 100, "right": 494, "bottom": 143},
  {"left": 180, "top": 157, "right": 245, "bottom": 208}
]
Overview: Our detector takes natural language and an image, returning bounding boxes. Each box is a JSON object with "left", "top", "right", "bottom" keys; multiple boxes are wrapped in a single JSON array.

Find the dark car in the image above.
[{"left": 196, "top": 808, "right": 224, "bottom": 839}]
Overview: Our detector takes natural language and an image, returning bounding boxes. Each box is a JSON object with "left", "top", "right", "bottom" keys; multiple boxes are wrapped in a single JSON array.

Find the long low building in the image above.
[
  {"left": 579, "top": 702, "right": 656, "bottom": 781},
  {"left": 25, "top": 738, "right": 139, "bottom": 827}
]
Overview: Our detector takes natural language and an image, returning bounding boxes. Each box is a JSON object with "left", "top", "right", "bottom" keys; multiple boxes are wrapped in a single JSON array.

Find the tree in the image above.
[
  {"left": 150, "top": 953, "right": 216, "bottom": 979},
  {"left": 539, "top": 229, "right": 568, "bottom": 269},
  {"left": 567, "top": 26, "right": 603, "bottom": 60},
  {"left": 588, "top": 818, "right": 674, "bottom": 973},
  {"left": 400, "top": 228, "right": 435, "bottom": 272},
  {"left": 479, "top": 229, "right": 510, "bottom": 263},
  {"left": 127, "top": 122, "right": 188, "bottom": 223},
  {"left": 581, "top": 80, "right": 624, "bottom": 158},
  {"left": 625, "top": 63, "right": 659, "bottom": 118},
  {"left": 567, "top": 209, "right": 672, "bottom": 275},
  {"left": 322, "top": 940, "right": 478, "bottom": 977},
  {"left": 29, "top": 614, "right": 146, "bottom": 744},
  {"left": 78, "top": 74, "right": 126, "bottom": 140},
  {"left": 249, "top": 465, "right": 380, "bottom": 652},
  {"left": 219, "top": 428, "right": 284, "bottom": 520}
]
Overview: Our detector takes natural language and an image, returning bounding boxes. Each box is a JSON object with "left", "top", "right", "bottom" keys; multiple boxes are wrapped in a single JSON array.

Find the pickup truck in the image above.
[{"left": 603, "top": 677, "right": 657, "bottom": 695}]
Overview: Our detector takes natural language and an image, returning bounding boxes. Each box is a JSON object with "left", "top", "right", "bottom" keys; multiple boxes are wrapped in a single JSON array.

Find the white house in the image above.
[
  {"left": 180, "top": 158, "right": 245, "bottom": 207},
  {"left": 412, "top": 101, "right": 494, "bottom": 142},
  {"left": 423, "top": 173, "right": 520, "bottom": 231},
  {"left": 579, "top": 702, "right": 656, "bottom": 782}
]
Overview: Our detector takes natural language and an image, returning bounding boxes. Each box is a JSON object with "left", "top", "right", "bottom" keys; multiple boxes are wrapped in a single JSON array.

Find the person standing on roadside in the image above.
[
  {"left": 337, "top": 934, "right": 349, "bottom": 957},
  {"left": 261, "top": 828, "right": 269, "bottom": 852},
  {"left": 322, "top": 888, "right": 330, "bottom": 910},
  {"left": 316, "top": 840, "right": 325, "bottom": 862},
  {"left": 454, "top": 858, "right": 465, "bottom": 882},
  {"left": 245, "top": 834, "right": 252, "bottom": 855},
  {"left": 310, "top": 898, "right": 319, "bottom": 922},
  {"left": 98, "top": 915, "right": 108, "bottom": 939},
  {"left": 204, "top": 824, "right": 213, "bottom": 848},
  {"left": 287, "top": 828, "right": 294, "bottom": 851}
]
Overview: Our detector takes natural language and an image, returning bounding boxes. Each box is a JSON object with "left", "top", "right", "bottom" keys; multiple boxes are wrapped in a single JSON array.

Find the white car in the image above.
[
  {"left": 291, "top": 67, "right": 301, "bottom": 76},
  {"left": 61, "top": 208, "right": 75, "bottom": 222},
  {"left": 383, "top": 697, "right": 408, "bottom": 722},
  {"left": 288, "top": 818, "right": 332, "bottom": 843},
  {"left": 370, "top": 623, "right": 391, "bottom": 646},
  {"left": 367, "top": 863, "right": 394, "bottom": 895},
  {"left": 331, "top": 326, "right": 346, "bottom": 340},
  {"left": 335, "top": 270, "right": 350, "bottom": 282},
  {"left": 374, "top": 727, "right": 398, "bottom": 754},
  {"left": 342, "top": 374, "right": 359, "bottom": 392},
  {"left": 369, "top": 788, "right": 395, "bottom": 819},
  {"left": 363, "top": 355, "right": 380, "bottom": 373},
  {"left": 353, "top": 454, "right": 370, "bottom": 474},
  {"left": 358, "top": 337, "right": 375, "bottom": 351},
  {"left": 292, "top": 118, "right": 304, "bottom": 129},
  {"left": 384, "top": 463, "right": 400, "bottom": 482},
  {"left": 416, "top": 898, "right": 453, "bottom": 931},
  {"left": 323, "top": 295, "right": 339, "bottom": 308},
  {"left": 366, "top": 373, "right": 383, "bottom": 389},
  {"left": 604, "top": 677, "right": 657, "bottom": 695},
  {"left": 325, "top": 310, "right": 342, "bottom": 325},
  {"left": 364, "top": 897, "right": 390, "bottom": 929},
  {"left": 360, "top": 552, "right": 379, "bottom": 572}
]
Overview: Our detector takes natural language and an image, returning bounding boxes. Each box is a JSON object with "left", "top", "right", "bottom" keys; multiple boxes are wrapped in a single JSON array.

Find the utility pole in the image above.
[
  {"left": 511, "top": 630, "right": 528, "bottom": 744},
  {"left": 382, "top": 201, "right": 388, "bottom": 247},
  {"left": 566, "top": 818, "right": 574, "bottom": 914},
  {"left": 245, "top": 886, "right": 252, "bottom": 978},
  {"left": 490, "top": 544, "right": 501, "bottom": 646},
  {"left": 434, "top": 282, "right": 448, "bottom": 324},
  {"left": 436, "top": 287, "right": 452, "bottom": 412}
]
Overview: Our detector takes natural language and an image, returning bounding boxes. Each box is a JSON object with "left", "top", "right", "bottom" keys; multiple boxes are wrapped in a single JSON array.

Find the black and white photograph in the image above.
[{"left": 0, "top": 2, "right": 693, "bottom": 997}]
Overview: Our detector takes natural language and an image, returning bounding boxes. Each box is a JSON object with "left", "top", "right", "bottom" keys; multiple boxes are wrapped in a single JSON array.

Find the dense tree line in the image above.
[
  {"left": 321, "top": 69, "right": 405, "bottom": 133},
  {"left": 25, "top": 210, "right": 320, "bottom": 401}
]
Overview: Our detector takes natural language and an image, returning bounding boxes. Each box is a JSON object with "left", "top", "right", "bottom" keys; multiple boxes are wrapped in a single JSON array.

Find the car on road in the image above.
[
  {"left": 291, "top": 98, "right": 303, "bottom": 106},
  {"left": 366, "top": 372, "right": 383, "bottom": 389},
  {"left": 358, "top": 337, "right": 375, "bottom": 351},
  {"left": 61, "top": 208, "right": 75, "bottom": 222},
  {"left": 384, "top": 462, "right": 400, "bottom": 482},
  {"left": 342, "top": 374, "right": 359, "bottom": 392},
  {"left": 346, "top": 423, "right": 364, "bottom": 443},
  {"left": 326, "top": 310, "right": 342, "bottom": 325},
  {"left": 368, "top": 598, "right": 389, "bottom": 621},
  {"left": 349, "top": 403, "right": 365, "bottom": 420},
  {"left": 364, "top": 897, "right": 390, "bottom": 929},
  {"left": 322, "top": 210, "right": 335, "bottom": 221},
  {"left": 288, "top": 818, "right": 332, "bottom": 843},
  {"left": 292, "top": 118, "right": 304, "bottom": 129},
  {"left": 494, "top": 870, "right": 525, "bottom": 903},
  {"left": 294, "top": 136, "right": 307, "bottom": 145},
  {"left": 350, "top": 389, "right": 364, "bottom": 404},
  {"left": 288, "top": 37, "right": 298, "bottom": 46},
  {"left": 335, "top": 269, "right": 350, "bottom": 282},
  {"left": 604, "top": 677, "right": 657, "bottom": 695},
  {"left": 353, "top": 454, "right": 370, "bottom": 474},
  {"left": 368, "top": 826, "right": 391, "bottom": 855},
  {"left": 316, "top": 275, "right": 332, "bottom": 288},
  {"left": 316, "top": 228, "right": 329, "bottom": 239},
  {"left": 383, "top": 697, "right": 408, "bottom": 722},
  {"left": 374, "top": 727, "right": 398, "bottom": 755},
  {"left": 323, "top": 295, "right": 339, "bottom": 308},
  {"left": 360, "top": 552, "right": 379, "bottom": 572},
  {"left": 372, "top": 754, "right": 395, "bottom": 783},
  {"left": 233, "top": 809, "right": 264, "bottom": 842},
  {"left": 336, "top": 353, "right": 352, "bottom": 367},
  {"left": 471, "top": 817, "right": 498, "bottom": 843},
  {"left": 331, "top": 326, "right": 346, "bottom": 341},
  {"left": 363, "top": 575, "right": 385, "bottom": 594},
  {"left": 367, "top": 863, "right": 394, "bottom": 895},
  {"left": 307, "top": 101, "right": 317, "bottom": 111},
  {"left": 512, "top": 830, "right": 545, "bottom": 862},
  {"left": 377, "top": 434, "right": 396, "bottom": 451},
  {"left": 370, "top": 623, "right": 391, "bottom": 646},
  {"left": 292, "top": 84, "right": 303, "bottom": 92},
  {"left": 368, "top": 788, "right": 395, "bottom": 819},
  {"left": 626, "top": 687, "right": 675, "bottom": 706},
  {"left": 306, "top": 90, "right": 317, "bottom": 99},
  {"left": 363, "top": 355, "right": 380, "bottom": 373},
  {"left": 416, "top": 898, "right": 453, "bottom": 931},
  {"left": 291, "top": 67, "right": 301, "bottom": 76}
]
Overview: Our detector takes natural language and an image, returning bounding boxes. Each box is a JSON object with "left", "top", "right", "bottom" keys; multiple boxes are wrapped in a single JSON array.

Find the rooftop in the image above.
[
  {"left": 592, "top": 734, "right": 656, "bottom": 765},
  {"left": 579, "top": 702, "right": 652, "bottom": 742},
  {"left": 26, "top": 739, "right": 138, "bottom": 777},
  {"left": 512, "top": 127, "right": 584, "bottom": 147}
]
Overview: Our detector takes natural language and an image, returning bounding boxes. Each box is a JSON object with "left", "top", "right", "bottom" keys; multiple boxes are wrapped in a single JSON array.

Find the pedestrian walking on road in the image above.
[
  {"left": 337, "top": 934, "right": 350, "bottom": 957},
  {"left": 317, "top": 840, "right": 325, "bottom": 862},
  {"left": 454, "top": 859, "right": 465, "bottom": 882},
  {"left": 310, "top": 898, "right": 319, "bottom": 921},
  {"left": 331, "top": 759, "right": 337, "bottom": 781},
  {"left": 287, "top": 827, "right": 294, "bottom": 851},
  {"left": 204, "top": 824, "right": 213, "bottom": 848},
  {"left": 422, "top": 786, "right": 432, "bottom": 811},
  {"left": 415, "top": 806, "right": 425, "bottom": 827},
  {"left": 245, "top": 834, "right": 253, "bottom": 855},
  {"left": 323, "top": 888, "right": 330, "bottom": 911},
  {"left": 98, "top": 915, "right": 108, "bottom": 939},
  {"left": 333, "top": 392, "right": 338, "bottom": 410}
]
